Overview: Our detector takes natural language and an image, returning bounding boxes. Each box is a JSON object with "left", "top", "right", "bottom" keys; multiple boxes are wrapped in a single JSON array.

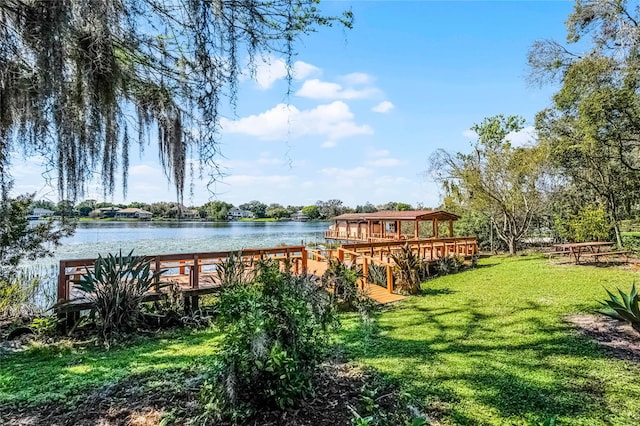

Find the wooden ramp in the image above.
[{"left": 306, "top": 258, "right": 406, "bottom": 305}]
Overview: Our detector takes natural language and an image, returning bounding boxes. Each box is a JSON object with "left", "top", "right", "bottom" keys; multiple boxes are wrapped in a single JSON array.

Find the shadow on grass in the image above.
[
  {"left": 339, "top": 297, "right": 628, "bottom": 424},
  {"left": 420, "top": 288, "right": 455, "bottom": 296}
]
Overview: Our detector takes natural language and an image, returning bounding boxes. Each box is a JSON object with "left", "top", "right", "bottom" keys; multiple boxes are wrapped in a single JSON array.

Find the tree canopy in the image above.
[
  {"left": 0, "top": 0, "right": 352, "bottom": 201},
  {"left": 431, "top": 115, "right": 547, "bottom": 255}
]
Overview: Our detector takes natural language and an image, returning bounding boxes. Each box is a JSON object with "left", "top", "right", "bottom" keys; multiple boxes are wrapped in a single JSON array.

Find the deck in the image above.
[{"left": 56, "top": 237, "right": 478, "bottom": 319}]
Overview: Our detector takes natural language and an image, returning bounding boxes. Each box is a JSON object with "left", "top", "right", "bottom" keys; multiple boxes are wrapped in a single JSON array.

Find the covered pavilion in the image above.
[{"left": 324, "top": 210, "right": 460, "bottom": 243}]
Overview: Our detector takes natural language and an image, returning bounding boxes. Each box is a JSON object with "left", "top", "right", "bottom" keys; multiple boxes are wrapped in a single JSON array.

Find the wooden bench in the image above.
[{"left": 580, "top": 250, "right": 629, "bottom": 263}]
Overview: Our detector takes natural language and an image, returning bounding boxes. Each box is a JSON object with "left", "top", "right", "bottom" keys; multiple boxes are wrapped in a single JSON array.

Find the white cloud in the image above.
[
  {"left": 296, "top": 79, "right": 380, "bottom": 100},
  {"left": 321, "top": 166, "right": 374, "bottom": 180},
  {"left": 462, "top": 129, "right": 477, "bottom": 139},
  {"left": 250, "top": 56, "right": 320, "bottom": 90},
  {"left": 220, "top": 101, "right": 373, "bottom": 145},
  {"left": 372, "top": 101, "right": 395, "bottom": 113},
  {"left": 507, "top": 126, "right": 537, "bottom": 147},
  {"left": 366, "top": 158, "right": 404, "bottom": 167},
  {"left": 225, "top": 174, "right": 293, "bottom": 186},
  {"left": 340, "top": 72, "right": 375, "bottom": 85}
]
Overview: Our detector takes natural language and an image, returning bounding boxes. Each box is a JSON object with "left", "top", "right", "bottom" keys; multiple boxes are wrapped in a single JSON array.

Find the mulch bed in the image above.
[
  {"left": 0, "top": 361, "right": 414, "bottom": 426},
  {"left": 567, "top": 314, "right": 640, "bottom": 362}
]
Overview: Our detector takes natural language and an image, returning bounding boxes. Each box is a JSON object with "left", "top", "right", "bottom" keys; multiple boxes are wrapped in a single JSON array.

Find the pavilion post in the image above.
[
  {"left": 449, "top": 220, "right": 454, "bottom": 237},
  {"left": 414, "top": 220, "right": 419, "bottom": 239}
]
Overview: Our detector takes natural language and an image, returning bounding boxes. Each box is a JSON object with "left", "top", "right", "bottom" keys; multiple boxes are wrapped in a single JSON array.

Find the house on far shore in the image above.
[
  {"left": 291, "top": 210, "right": 309, "bottom": 222},
  {"left": 227, "top": 207, "right": 254, "bottom": 220},
  {"left": 90, "top": 207, "right": 121, "bottom": 218},
  {"left": 28, "top": 208, "right": 54, "bottom": 220},
  {"left": 115, "top": 208, "right": 153, "bottom": 220}
]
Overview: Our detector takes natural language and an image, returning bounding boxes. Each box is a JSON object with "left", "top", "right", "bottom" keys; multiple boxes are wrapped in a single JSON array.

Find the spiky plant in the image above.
[
  {"left": 598, "top": 283, "right": 640, "bottom": 334},
  {"left": 214, "top": 251, "right": 253, "bottom": 288},
  {"left": 73, "top": 249, "right": 165, "bottom": 341},
  {"left": 321, "top": 258, "right": 362, "bottom": 308},
  {"left": 389, "top": 245, "right": 422, "bottom": 295}
]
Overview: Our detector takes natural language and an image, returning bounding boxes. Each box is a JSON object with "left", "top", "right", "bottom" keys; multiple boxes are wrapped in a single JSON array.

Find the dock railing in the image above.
[{"left": 57, "top": 246, "right": 308, "bottom": 306}]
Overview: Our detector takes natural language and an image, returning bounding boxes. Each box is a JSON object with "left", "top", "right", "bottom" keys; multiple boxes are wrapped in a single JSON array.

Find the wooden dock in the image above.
[{"left": 56, "top": 237, "right": 478, "bottom": 321}]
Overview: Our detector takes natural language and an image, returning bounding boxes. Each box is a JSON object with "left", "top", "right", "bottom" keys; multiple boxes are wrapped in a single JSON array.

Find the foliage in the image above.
[
  {"left": 554, "top": 205, "right": 611, "bottom": 243},
  {"left": 622, "top": 234, "right": 640, "bottom": 255},
  {"left": 0, "top": 269, "right": 44, "bottom": 318},
  {"left": 200, "top": 261, "right": 337, "bottom": 420},
  {"left": 214, "top": 251, "right": 253, "bottom": 288},
  {"left": 434, "top": 254, "right": 465, "bottom": 277},
  {"left": 0, "top": 1, "right": 352, "bottom": 200},
  {"left": 431, "top": 115, "right": 547, "bottom": 255},
  {"left": 200, "top": 201, "right": 233, "bottom": 221},
  {"left": 530, "top": 0, "right": 640, "bottom": 246},
  {"left": 598, "top": 283, "right": 640, "bottom": 334},
  {"left": 316, "top": 199, "right": 347, "bottom": 218},
  {"left": 321, "top": 258, "right": 363, "bottom": 308},
  {"left": 301, "top": 205, "right": 321, "bottom": 220},
  {"left": 0, "top": 186, "right": 75, "bottom": 267},
  {"left": 73, "top": 249, "right": 166, "bottom": 341},
  {"left": 389, "top": 245, "right": 424, "bottom": 295},
  {"left": 366, "top": 263, "right": 387, "bottom": 288}
]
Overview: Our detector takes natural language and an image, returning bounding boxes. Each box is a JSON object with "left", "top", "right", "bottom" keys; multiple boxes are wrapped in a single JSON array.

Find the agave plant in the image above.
[
  {"left": 214, "top": 251, "right": 253, "bottom": 288},
  {"left": 389, "top": 244, "right": 422, "bottom": 295},
  {"left": 74, "top": 249, "right": 165, "bottom": 339},
  {"left": 321, "top": 258, "right": 362, "bottom": 308},
  {"left": 598, "top": 284, "right": 640, "bottom": 334}
]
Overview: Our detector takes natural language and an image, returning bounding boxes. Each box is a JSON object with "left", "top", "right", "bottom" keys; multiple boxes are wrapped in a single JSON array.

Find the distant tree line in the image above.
[{"left": 29, "top": 199, "right": 427, "bottom": 221}]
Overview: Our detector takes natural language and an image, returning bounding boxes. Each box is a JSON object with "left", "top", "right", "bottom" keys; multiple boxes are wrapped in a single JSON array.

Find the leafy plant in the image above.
[
  {"left": 73, "top": 249, "right": 166, "bottom": 341},
  {"left": 0, "top": 269, "right": 44, "bottom": 318},
  {"left": 434, "top": 254, "right": 465, "bottom": 277},
  {"left": 322, "top": 258, "right": 362, "bottom": 308},
  {"left": 598, "top": 283, "right": 640, "bottom": 333},
  {"left": 200, "top": 261, "right": 337, "bottom": 421},
  {"left": 389, "top": 245, "right": 423, "bottom": 295},
  {"left": 367, "top": 263, "right": 387, "bottom": 287},
  {"left": 214, "top": 251, "right": 253, "bottom": 287}
]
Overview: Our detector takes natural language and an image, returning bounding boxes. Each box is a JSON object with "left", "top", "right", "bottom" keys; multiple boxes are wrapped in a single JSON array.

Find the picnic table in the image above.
[{"left": 551, "top": 242, "right": 616, "bottom": 264}]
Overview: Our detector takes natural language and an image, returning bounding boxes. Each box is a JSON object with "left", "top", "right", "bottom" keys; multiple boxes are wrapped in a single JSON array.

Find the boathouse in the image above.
[{"left": 325, "top": 210, "right": 460, "bottom": 242}]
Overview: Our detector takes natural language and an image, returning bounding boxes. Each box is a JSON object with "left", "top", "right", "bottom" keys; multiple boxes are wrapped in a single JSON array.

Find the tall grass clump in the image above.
[
  {"left": 0, "top": 269, "right": 45, "bottom": 318},
  {"left": 200, "top": 260, "right": 337, "bottom": 421},
  {"left": 214, "top": 251, "right": 253, "bottom": 287},
  {"left": 73, "top": 249, "right": 165, "bottom": 341}
]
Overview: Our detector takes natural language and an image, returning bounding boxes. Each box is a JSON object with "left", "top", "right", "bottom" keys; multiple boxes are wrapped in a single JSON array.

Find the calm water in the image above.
[
  {"left": 41, "top": 220, "right": 329, "bottom": 264},
  {"left": 25, "top": 221, "right": 329, "bottom": 307}
]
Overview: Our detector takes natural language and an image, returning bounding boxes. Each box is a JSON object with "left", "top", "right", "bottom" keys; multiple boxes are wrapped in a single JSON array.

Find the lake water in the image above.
[
  {"left": 35, "top": 220, "right": 330, "bottom": 266},
  {"left": 23, "top": 221, "right": 330, "bottom": 307}
]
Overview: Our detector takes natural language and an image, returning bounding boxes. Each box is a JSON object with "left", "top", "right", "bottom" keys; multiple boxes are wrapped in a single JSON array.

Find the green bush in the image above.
[
  {"left": 434, "top": 254, "right": 465, "bottom": 276},
  {"left": 200, "top": 261, "right": 337, "bottom": 421},
  {"left": 321, "top": 258, "right": 362, "bottom": 308},
  {"left": 0, "top": 269, "right": 43, "bottom": 318},
  {"left": 598, "top": 283, "right": 640, "bottom": 334},
  {"left": 555, "top": 205, "right": 611, "bottom": 243},
  {"left": 389, "top": 245, "right": 424, "bottom": 295},
  {"left": 73, "top": 249, "right": 166, "bottom": 341},
  {"left": 621, "top": 234, "right": 640, "bottom": 254}
]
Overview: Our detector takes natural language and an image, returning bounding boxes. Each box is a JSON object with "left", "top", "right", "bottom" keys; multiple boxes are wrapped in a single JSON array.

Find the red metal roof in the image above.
[{"left": 332, "top": 210, "right": 459, "bottom": 222}]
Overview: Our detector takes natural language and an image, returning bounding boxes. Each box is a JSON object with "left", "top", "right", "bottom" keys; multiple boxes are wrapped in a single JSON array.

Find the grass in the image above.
[
  {"left": 340, "top": 254, "right": 640, "bottom": 425},
  {"left": 2, "top": 254, "right": 640, "bottom": 424},
  {"left": 0, "top": 329, "right": 222, "bottom": 408}
]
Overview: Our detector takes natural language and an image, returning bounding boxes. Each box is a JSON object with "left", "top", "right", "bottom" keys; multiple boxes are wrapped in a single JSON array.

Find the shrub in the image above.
[
  {"left": 0, "top": 269, "right": 44, "bottom": 318},
  {"left": 598, "top": 283, "right": 640, "bottom": 334},
  {"left": 73, "top": 249, "right": 166, "bottom": 341},
  {"left": 389, "top": 245, "right": 423, "bottom": 295},
  {"left": 621, "top": 234, "right": 640, "bottom": 255},
  {"left": 200, "top": 261, "right": 337, "bottom": 421},
  {"left": 434, "top": 254, "right": 465, "bottom": 276},
  {"left": 321, "top": 258, "right": 362, "bottom": 308},
  {"left": 214, "top": 251, "right": 254, "bottom": 287}
]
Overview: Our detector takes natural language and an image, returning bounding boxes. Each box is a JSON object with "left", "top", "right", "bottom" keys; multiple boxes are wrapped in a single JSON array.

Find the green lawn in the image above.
[
  {"left": 0, "top": 329, "right": 223, "bottom": 407},
  {"left": 340, "top": 255, "right": 640, "bottom": 425},
  {"left": 2, "top": 255, "right": 640, "bottom": 424}
]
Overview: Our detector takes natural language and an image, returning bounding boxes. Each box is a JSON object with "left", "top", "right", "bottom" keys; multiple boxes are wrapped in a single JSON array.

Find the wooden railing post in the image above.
[
  {"left": 301, "top": 248, "right": 308, "bottom": 274},
  {"left": 192, "top": 256, "right": 199, "bottom": 289},
  {"left": 154, "top": 258, "right": 161, "bottom": 293},
  {"left": 58, "top": 260, "right": 67, "bottom": 304},
  {"left": 362, "top": 258, "right": 369, "bottom": 289},
  {"left": 386, "top": 264, "right": 393, "bottom": 294},
  {"left": 338, "top": 249, "right": 344, "bottom": 263}
]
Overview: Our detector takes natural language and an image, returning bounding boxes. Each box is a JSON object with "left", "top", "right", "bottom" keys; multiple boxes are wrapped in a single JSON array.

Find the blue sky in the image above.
[{"left": 12, "top": 0, "right": 574, "bottom": 208}]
